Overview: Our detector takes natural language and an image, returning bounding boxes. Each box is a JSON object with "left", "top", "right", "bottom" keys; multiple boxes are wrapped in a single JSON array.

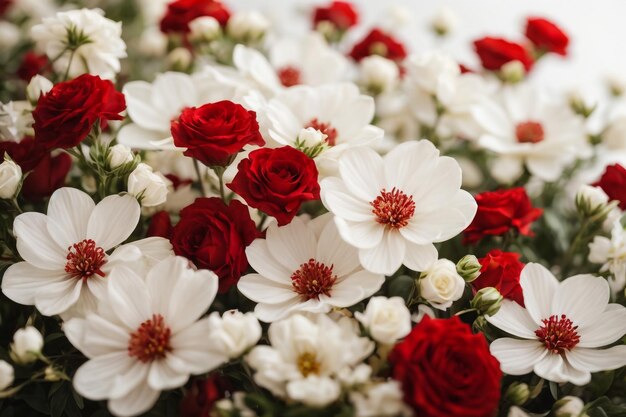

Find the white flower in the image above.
[
  {"left": 0, "top": 360, "right": 13, "bottom": 391},
  {"left": 350, "top": 381, "right": 407, "bottom": 417},
  {"left": 11, "top": 326, "right": 44, "bottom": 364},
  {"left": 189, "top": 16, "right": 221, "bottom": 42},
  {"left": 238, "top": 214, "right": 385, "bottom": 322},
  {"left": 0, "top": 22, "right": 19, "bottom": 49},
  {"left": 167, "top": 47, "right": 193, "bottom": 70},
  {"left": 1, "top": 187, "right": 173, "bottom": 317},
  {"left": 137, "top": 27, "right": 168, "bottom": 57},
  {"left": 108, "top": 144, "right": 134, "bottom": 169},
  {"left": 246, "top": 313, "right": 373, "bottom": 405},
  {"left": 207, "top": 310, "right": 262, "bottom": 359},
  {"left": 0, "top": 160, "right": 21, "bottom": 199},
  {"left": 488, "top": 263, "right": 626, "bottom": 385},
  {"left": 431, "top": 6, "right": 458, "bottom": 35},
  {"left": 31, "top": 8, "right": 126, "bottom": 80},
  {"left": 226, "top": 10, "right": 269, "bottom": 42},
  {"left": 406, "top": 52, "right": 459, "bottom": 96},
  {"left": 554, "top": 396, "right": 587, "bottom": 417},
  {"left": 576, "top": 185, "right": 609, "bottom": 211},
  {"left": 262, "top": 83, "right": 383, "bottom": 175},
  {"left": 472, "top": 85, "right": 590, "bottom": 182},
  {"left": 0, "top": 101, "right": 34, "bottom": 142},
  {"left": 359, "top": 56, "right": 399, "bottom": 93},
  {"left": 419, "top": 259, "right": 465, "bottom": 310},
  {"left": 64, "top": 256, "right": 224, "bottom": 417},
  {"left": 321, "top": 140, "right": 477, "bottom": 275},
  {"left": 26, "top": 75, "right": 53, "bottom": 103},
  {"left": 589, "top": 221, "right": 626, "bottom": 295},
  {"left": 128, "top": 163, "right": 170, "bottom": 207},
  {"left": 355, "top": 296, "right": 411, "bottom": 343}
]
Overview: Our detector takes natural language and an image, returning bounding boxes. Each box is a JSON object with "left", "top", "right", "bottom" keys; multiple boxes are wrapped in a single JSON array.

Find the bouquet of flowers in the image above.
[{"left": 1, "top": 0, "right": 626, "bottom": 416}]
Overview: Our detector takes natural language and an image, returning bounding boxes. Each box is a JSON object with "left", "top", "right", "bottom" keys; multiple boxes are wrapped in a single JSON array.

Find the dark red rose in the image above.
[
  {"left": 171, "top": 101, "right": 264, "bottom": 167},
  {"left": 463, "top": 187, "right": 543, "bottom": 245},
  {"left": 32, "top": 74, "right": 126, "bottom": 150},
  {"left": 180, "top": 376, "right": 231, "bottom": 417},
  {"left": 227, "top": 147, "right": 320, "bottom": 226},
  {"left": 474, "top": 250, "right": 524, "bottom": 306},
  {"left": 147, "top": 211, "right": 173, "bottom": 239},
  {"left": 349, "top": 28, "right": 407, "bottom": 63},
  {"left": 16, "top": 52, "right": 48, "bottom": 82},
  {"left": 473, "top": 37, "right": 534, "bottom": 72},
  {"left": 525, "top": 17, "right": 569, "bottom": 56},
  {"left": 0, "top": 137, "right": 47, "bottom": 172},
  {"left": 313, "top": 1, "right": 359, "bottom": 31},
  {"left": 171, "top": 198, "right": 259, "bottom": 292},
  {"left": 593, "top": 164, "right": 626, "bottom": 210},
  {"left": 21, "top": 152, "right": 72, "bottom": 202},
  {"left": 0, "top": 0, "right": 12, "bottom": 16},
  {"left": 160, "top": 0, "right": 230, "bottom": 34},
  {"left": 390, "top": 316, "right": 502, "bottom": 417}
]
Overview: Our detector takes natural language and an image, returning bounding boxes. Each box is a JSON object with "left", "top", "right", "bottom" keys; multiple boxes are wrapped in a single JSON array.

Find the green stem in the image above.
[
  {"left": 63, "top": 49, "right": 76, "bottom": 81},
  {"left": 213, "top": 166, "right": 226, "bottom": 201},
  {"left": 193, "top": 159, "right": 209, "bottom": 197},
  {"left": 561, "top": 218, "right": 591, "bottom": 276}
]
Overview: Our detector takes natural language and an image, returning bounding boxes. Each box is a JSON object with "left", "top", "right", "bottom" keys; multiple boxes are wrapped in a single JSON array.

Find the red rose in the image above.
[
  {"left": 593, "top": 164, "right": 626, "bottom": 210},
  {"left": 390, "top": 316, "right": 502, "bottom": 417},
  {"left": 171, "top": 198, "right": 259, "bottom": 292},
  {"left": 180, "top": 376, "right": 230, "bottom": 417},
  {"left": 525, "top": 17, "right": 569, "bottom": 56},
  {"left": 33, "top": 74, "right": 126, "bottom": 150},
  {"left": 21, "top": 152, "right": 72, "bottom": 202},
  {"left": 473, "top": 37, "right": 534, "bottom": 71},
  {"left": 313, "top": 1, "right": 359, "bottom": 31},
  {"left": 171, "top": 101, "right": 265, "bottom": 167},
  {"left": 349, "top": 28, "right": 407, "bottom": 63},
  {"left": 227, "top": 147, "right": 320, "bottom": 226},
  {"left": 16, "top": 52, "right": 48, "bottom": 82},
  {"left": 474, "top": 250, "right": 525, "bottom": 306},
  {"left": 0, "top": 0, "right": 12, "bottom": 16},
  {"left": 147, "top": 211, "right": 173, "bottom": 239},
  {"left": 0, "top": 137, "right": 47, "bottom": 172},
  {"left": 463, "top": 187, "right": 543, "bottom": 245},
  {"left": 160, "top": 0, "right": 230, "bottom": 34}
]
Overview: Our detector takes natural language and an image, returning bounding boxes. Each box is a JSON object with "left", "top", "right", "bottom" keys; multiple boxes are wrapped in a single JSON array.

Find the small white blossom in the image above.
[
  {"left": 359, "top": 56, "right": 399, "bottom": 93},
  {"left": 431, "top": 6, "right": 458, "bottom": 36},
  {"left": 227, "top": 11, "right": 269, "bottom": 42},
  {"left": 419, "top": 259, "right": 466, "bottom": 310},
  {"left": 207, "top": 310, "right": 262, "bottom": 359},
  {"left": 189, "top": 16, "right": 221, "bottom": 42},
  {"left": 108, "top": 144, "right": 134, "bottom": 169},
  {"left": 355, "top": 296, "right": 411, "bottom": 344},
  {"left": 0, "top": 160, "right": 22, "bottom": 199},
  {"left": 26, "top": 75, "right": 54, "bottom": 104},
  {"left": 128, "top": 163, "right": 170, "bottom": 207},
  {"left": 11, "top": 326, "right": 44, "bottom": 364}
]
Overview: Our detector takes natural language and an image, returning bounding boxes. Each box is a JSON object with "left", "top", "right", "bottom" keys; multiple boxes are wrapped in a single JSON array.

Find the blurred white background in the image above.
[{"left": 236, "top": 0, "right": 626, "bottom": 102}]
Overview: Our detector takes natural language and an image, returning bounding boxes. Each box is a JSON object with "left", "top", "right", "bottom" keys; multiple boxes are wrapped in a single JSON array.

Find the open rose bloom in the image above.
[{"left": 1, "top": 2, "right": 626, "bottom": 417}]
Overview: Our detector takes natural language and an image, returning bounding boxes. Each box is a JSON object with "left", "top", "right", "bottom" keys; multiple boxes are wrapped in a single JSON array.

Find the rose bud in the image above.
[
  {"left": 505, "top": 382, "right": 530, "bottom": 406},
  {"left": 0, "top": 159, "right": 22, "bottom": 199},
  {"left": 419, "top": 259, "right": 465, "bottom": 310},
  {"left": 456, "top": 254, "right": 481, "bottom": 282},
  {"left": 355, "top": 296, "right": 412, "bottom": 344},
  {"left": 470, "top": 287, "right": 503, "bottom": 317}
]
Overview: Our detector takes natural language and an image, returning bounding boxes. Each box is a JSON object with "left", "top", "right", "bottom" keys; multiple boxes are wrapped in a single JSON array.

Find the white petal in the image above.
[
  {"left": 117, "top": 123, "right": 165, "bottom": 150},
  {"left": 109, "top": 362, "right": 150, "bottom": 399},
  {"left": 489, "top": 338, "right": 547, "bottom": 375},
  {"left": 1, "top": 262, "right": 68, "bottom": 305},
  {"left": 73, "top": 352, "right": 136, "bottom": 400},
  {"left": 486, "top": 300, "right": 539, "bottom": 339},
  {"left": 266, "top": 217, "right": 317, "bottom": 271},
  {"left": 316, "top": 217, "right": 360, "bottom": 277},
  {"left": 170, "top": 318, "right": 227, "bottom": 374},
  {"left": 578, "top": 306, "right": 626, "bottom": 347},
  {"left": 238, "top": 274, "right": 296, "bottom": 304},
  {"left": 552, "top": 274, "right": 609, "bottom": 327},
  {"left": 254, "top": 297, "right": 303, "bottom": 322},
  {"left": 108, "top": 266, "right": 151, "bottom": 330},
  {"left": 533, "top": 353, "right": 570, "bottom": 383},
  {"left": 79, "top": 315, "right": 129, "bottom": 357},
  {"left": 338, "top": 147, "right": 384, "bottom": 201},
  {"left": 13, "top": 213, "right": 65, "bottom": 269},
  {"left": 126, "top": 237, "right": 173, "bottom": 264},
  {"left": 383, "top": 141, "right": 439, "bottom": 194},
  {"left": 403, "top": 241, "right": 438, "bottom": 272},
  {"left": 358, "top": 230, "right": 405, "bottom": 275},
  {"left": 46, "top": 188, "right": 94, "bottom": 249},
  {"left": 148, "top": 361, "right": 188, "bottom": 391},
  {"left": 566, "top": 346, "right": 626, "bottom": 374},
  {"left": 520, "top": 263, "right": 558, "bottom": 325},
  {"left": 330, "top": 270, "right": 384, "bottom": 306},
  {"left": 35, "top": 279, "right": 83, "bottom": 316},
  {"left": 86, "top": 275, "right": 108, "bottom": 300},
  {"left": 334, "top": 217, "right": 384, "bottom": 250},
  {"left": 320, "top": 177, "right": 374, "bottom": 223},
  {"left": 107, "top": 382, "right": 160, "bottom": 417},
  {"left": 87, "top": 194, "right": 141, "bottom": 251},
  {"left": 246, "top": 239, "right": 292, "bottom": 284}
]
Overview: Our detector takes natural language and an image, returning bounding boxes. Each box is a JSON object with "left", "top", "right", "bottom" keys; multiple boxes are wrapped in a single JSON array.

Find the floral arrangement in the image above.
[{"left": 1, "top": 1, "right": 626, "bottom": 416}]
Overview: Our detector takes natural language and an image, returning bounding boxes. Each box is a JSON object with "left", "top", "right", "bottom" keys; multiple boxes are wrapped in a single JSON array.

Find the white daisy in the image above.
[
  {"left": 246, "top": 313, "right": 374, "bottom": 407},
  {"left": 31, "top": 8, "right": 127, "bottom": 80},
  {"left": 238, "top": 214, "right": 385, "bottom": 322},
  {"left": 472, "top": 84, "right": 591, "bottom": 183},
  {"left": 589, "top": 221, "right": 626, "bottom": 295},
  {"left": 320, "top": 140, "right": 477, "bottom": 275},
  {"left": 488, "top": 263, "right": 626, "bottom": 385},
  {"left": 1, "top": 187, "right": 172, "bottom": 317},
  {"left": 64, "top": 256, "right": 224, "bottom": 417}
]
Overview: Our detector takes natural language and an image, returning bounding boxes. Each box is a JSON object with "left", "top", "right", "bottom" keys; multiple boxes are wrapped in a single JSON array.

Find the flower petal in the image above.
[
  {"left": 320, "top": 177, "right": 374, "bottom": 223},
  {"left": 87, "top": 194, "right": 141, "bottom": 251},
  {"left": 170, "top": 318, "right": 228, "bottom": 374},
  {"left": 238, "top": 274, "right": 296, "bottom": 304},
  {"left": 520, "top": 263, "right": 558, "bottom": 325},
  {"left": 147, "top": 360, "right": 188, "bottom": 391},
  {"left": 552, "top": 274, "right": 609, "bottom": 327},
  {"left": 358, "top": 230, "right": 405, "bottom": 275},
  {"left": 533, "top": 353, "right": 571, "bottom": 384},
  {"left": 35, "top": 278, "right": 83, "bottom": 316},
  {"left": 246, "top": 239, "right": 292, "bottom": 284},
  {"left": 487, "top": 300, "right": 539, "bottom": 339},
  {"left": 578, "top": 305, "right": 626, "bottom": 348},
  {"left": 13, "top": 213, "right": 65, "bottom": 269},
  {"left": 334, "top": 217, "right": 384, "bottom": 250},
  {"left": 1, "top": 262, "right": 68, "bottom": 305},
  {"left": 46, "top": 187, "right": 95, "bottom": 249},
  {"left": 403, "top": 241, "right": 438, "bottom": 272},
  {"left": 73, "top": 352, "right": 136, "bottom": 400},
  {"left": 489, "top": 338, "right": 547, "bottom": 375},
  {"left": 566, "top": 346, "right": 626, "bottom": 373},
  {"left": 316, "top": 217, "right": 361, "bottom": 277},
  {"left": 266, "top": 217, "right": 316, "bottom": 272},
  {"left": 338, "top": 146, "right": 384, "bottom": 201},
  {"left": 107, "top": 266, "right": 151, "bottom": 330},
  {"left": 107, "top": 381, "right": 160, "bottom": 417}
]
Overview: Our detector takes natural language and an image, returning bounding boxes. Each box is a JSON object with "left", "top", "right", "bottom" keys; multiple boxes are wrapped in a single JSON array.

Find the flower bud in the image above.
[
  {"left": 10, "top": 326, "right": 44, "bottom": 364},
  {"left": 431, "top": 7, "right": 458, "bottom": 36},
  {"left": 470, "top": 287, "right": 503, "bottom": 316},
  {"left": 500, "top": 60, "right": 525, "bottom": 84},
  {"left": 504, "top": 382, "right": 530, "bottom": 406},
  {"left": 0, "top": 160, "right": 22, "bottom": 199},
  {"left": 607, "top": 74, "right": 626, "bottom": 97},
  {"left": 575, "top": 184, "right": 614, "bottom": 219},
  {"left": 189, "top": 16, "right": 221, "bottom": 42},
  {"left": 354, "top": 296, "right": 412, "bottom": 344},
  {"left": 108, "top": 143, "right": 134, "bottom": 169},
  {"left": 419, "top": 259, "right": 466, "bottom": 310},
  {"left": 568, "top": 91, "right": 595, "bottom": 118},
  {"left": 167, "top": 47, "right": 193, "bottom": 71},
  {"left": 0, "top": 360, "right": 14, "bottom": 392},
  {"left": 44, "top": 366, "right": 64, "bottom": 382},
  {"left": 359, "top": 55, "right": 399, "bottom": 94},
  {"left": 26, "top": 75, "right": 53, "bottom": 104},
  {"left": 128, "top": 163, "right": 170, "bottom": 207},
  {"left": 553, "top": 396, "right": 587, "bottom": 417},
  {"left": 226, "top": 11, "right": 269, "bottom": 43},
  {"left": 138, "top": 27, "right": 168, "bottom": 57},
  {"left": 207, "top": 310, "right": 262, "bottom": 359},
  {"left": 456, "top": 254, "right": 481, "bottom": 282}
]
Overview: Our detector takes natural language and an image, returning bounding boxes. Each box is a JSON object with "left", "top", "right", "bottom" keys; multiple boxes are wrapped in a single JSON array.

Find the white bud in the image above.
[
  {"left": 431, "top": 6, "right": 458, "bottom": 36},
  {"left": 167, "top": 47, "right": 193, "bottom": 70},
  {"left": 207, "top": 310, "right": 262, "bottom": 359},
  {"left": 607, "top": 74, "right": 626, "bottom": 96},
  {"left": 501, "top": 60, "right": 526, "bottom": 83},
  {"left": 108, "top": 144, "right": 134, "bottom": 169},
  {"left": 128, "top": 163, "right": 169, "bottom": 207},
  {"left": 297, "top": 127, "right": 327, "bottom": 148},
  {"left": 0, "top": 160, "right": 22, "bottom": 199},
  {"left": 189, "top": 16, "right": 221, "bottom": 42},
  {"left": 355, "top": 296, "right": 411, "bottom": 344},
  {"left": 11, "top": 326, "right": 44, "bottom": 364},
  {"left": 359, "top": 56, "right": 399, "bottom": 93},
  {"left": 138, "top": 27, "right": 168, "bottom": 57},
  {"left": 554, "top": 396, "right": 587, "bottom": 417},
  {"left": 26, "top": 75, "right": 53, "bottom": 104},
  {"left": 0, "top": 360, "right": 14, "bottom": 391},
  {"left": 576, "top": 185, "right": 609, "bottom": 213},
  {"left": 419, "top": 259, "right": 466, "bottom": 310},
  {"left": 0, "top": 22, "right": 20, "bottom": 50},
  {"left": 226, "top": 11, "right": 269, "bottom": 42}
]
